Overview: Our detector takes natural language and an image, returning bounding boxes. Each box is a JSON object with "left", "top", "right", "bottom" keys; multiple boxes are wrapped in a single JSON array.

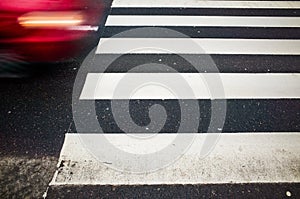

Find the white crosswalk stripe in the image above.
[
  {"left": 49, "top": 0, "right": 300, "bottom": 191},
  {"left": 96, "top": 38, "right": 300, "bottom": 54},
  {"left": 50, "top": 133, "right": 300, "bottom": 185},
  {"left": 111, "top": 0, "right": 300, "bottom": 9},
  {"left": 106, "top": 15, "right": 300, "bottom": 27},
  {"left": 80, "top": 73, "right": 300, "bottom": 99}
]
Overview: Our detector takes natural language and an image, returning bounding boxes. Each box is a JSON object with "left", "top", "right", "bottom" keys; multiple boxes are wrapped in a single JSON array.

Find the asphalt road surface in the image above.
[{"left": 1, "top": 0, "right": 300, "bottom": 198}]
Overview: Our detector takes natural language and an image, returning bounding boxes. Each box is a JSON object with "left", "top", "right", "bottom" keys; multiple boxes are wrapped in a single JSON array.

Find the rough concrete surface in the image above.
[{"left": 0, "top": 156, "right": 57, "bottom": 199}]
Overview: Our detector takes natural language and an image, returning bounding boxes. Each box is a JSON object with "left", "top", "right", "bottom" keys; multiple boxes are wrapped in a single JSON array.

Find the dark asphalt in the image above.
[
  {"left": 103, "top": 26, "right": 300, "bottom": 39},
  {"left": 93, "top": 99, "right": 300, "bottom": 133},
  {"left": 110, "top": 7, "right": 300, "bottom": 16},
  {"left": 47, "top": 183, "right": 300, "bottom": 199},
  {"left": 0, "top": 62, "right": 77, "bottom": 157},
  {"left": 87, "top": 54, "right": 300, "bottom": 73}
]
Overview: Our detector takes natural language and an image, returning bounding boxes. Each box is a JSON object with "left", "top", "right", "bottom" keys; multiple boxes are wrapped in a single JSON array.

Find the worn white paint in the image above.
[
  {"left": 112, "top": 0, "right": 300, "bottom": 8},
  {"left": 79, "top": 73, "right": 300, "bottom": 99},
  {"left": 106, "top": 15, "right": 300, "bottom": 27},
  {"left": 96, "top": 38, "right": 300, "bottom": 55},
  {"left": 50, "top": 133, "right": 300, "bottom": 185}
]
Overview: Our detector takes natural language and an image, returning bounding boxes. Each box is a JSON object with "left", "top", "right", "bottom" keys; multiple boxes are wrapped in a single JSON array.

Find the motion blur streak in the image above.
[
  {"left": 0, "top": 0, "right": 105, "bottom": 65},
  {"left": 18, "top": 11, "right": 84, "bottom": 28}
]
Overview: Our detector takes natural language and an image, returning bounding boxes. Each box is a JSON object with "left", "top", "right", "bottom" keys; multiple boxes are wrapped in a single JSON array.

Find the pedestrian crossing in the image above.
[{"left": 47, "top": 0, "right": 300, "bottom": 195}]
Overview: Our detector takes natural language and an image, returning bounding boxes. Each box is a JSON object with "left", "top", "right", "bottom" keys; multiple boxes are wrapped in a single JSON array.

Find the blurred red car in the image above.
[{"left": 0, "top": 0, "right": 105, "bottom": 67}]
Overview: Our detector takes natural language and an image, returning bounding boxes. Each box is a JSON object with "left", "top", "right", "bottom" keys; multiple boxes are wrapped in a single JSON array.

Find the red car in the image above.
[{"left": 0, "top": 0, "right": 105, "bottom": 72}]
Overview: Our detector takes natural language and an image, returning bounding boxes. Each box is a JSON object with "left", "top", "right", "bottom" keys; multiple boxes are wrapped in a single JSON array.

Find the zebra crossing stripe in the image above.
[
  {"left": 79, "top": 73, "right": 300, "bottom": 100},
  {"left": 111, "top": 0, "right": 300, "bottom": 9},
  {"left": 106, "top": 15, "right": 300, "bottom": 27},
  {"left": 50, "top": 133, "right": 300, "bottom": 185},
  {"left": 96, "top": 38, "right": 300, "bottom": 55}
]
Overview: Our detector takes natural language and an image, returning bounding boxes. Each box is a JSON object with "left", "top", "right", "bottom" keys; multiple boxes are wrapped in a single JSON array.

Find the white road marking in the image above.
[
  {"left": 50, "top": 133, "right": 300, "bottom": 185},
  {"left": 96, "top": 38, "right": 300, "bottom": 55},
  {"left": 112, "top": 0, "right": 300, "bottom": 8},
  {"left": 106, "top": 15, "right": 300, "bottom": 27},
  {"left": 80, "top": 73, "right": 300, "bottom": 100}
]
